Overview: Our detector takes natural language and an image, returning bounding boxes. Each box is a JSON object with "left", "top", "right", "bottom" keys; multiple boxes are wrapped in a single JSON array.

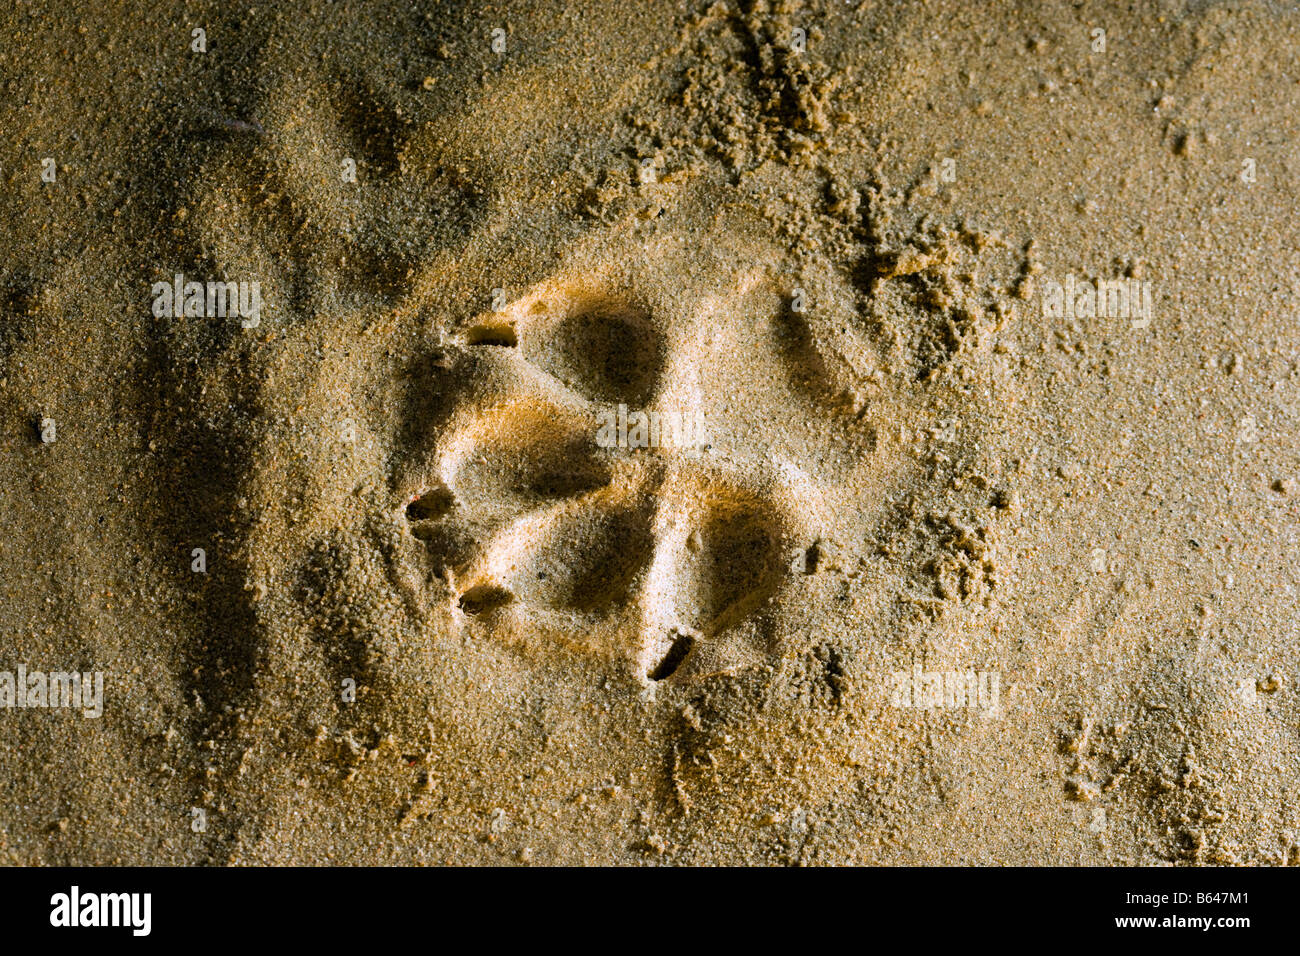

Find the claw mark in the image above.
[
  {"left": 405, "top": 486, "right": 454, "bottom": 521},
  {"left": 803, "top": 541, "right": 821, "bottom": 574},
  {"left": 464, "top": 320, "right": 517, "bottom": 347},
  {"left": 457, "top": 584, "right": 514, "bottom": 615},
  {"left": 648, "top": 630, "right": 696, "bottom": 681}
]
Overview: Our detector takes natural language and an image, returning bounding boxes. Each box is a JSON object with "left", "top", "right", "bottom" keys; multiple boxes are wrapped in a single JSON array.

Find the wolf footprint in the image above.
[{"left": 403, "top": 280, "right": 811, "bottom": 683}]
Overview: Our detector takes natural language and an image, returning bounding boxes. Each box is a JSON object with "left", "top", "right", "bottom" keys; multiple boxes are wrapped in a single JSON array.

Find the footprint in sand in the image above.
[{"left": 398, "top": 255, "right": 881, "bottom": 684}]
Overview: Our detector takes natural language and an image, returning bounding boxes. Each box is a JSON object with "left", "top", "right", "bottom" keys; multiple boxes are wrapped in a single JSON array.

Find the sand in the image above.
[{"left": 1, "top": 0, "right": 1298, "bottom": 865}]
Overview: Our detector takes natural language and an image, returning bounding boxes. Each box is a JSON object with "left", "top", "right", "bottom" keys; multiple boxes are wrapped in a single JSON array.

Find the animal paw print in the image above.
[{"left": 401, "top": 277, "right": 821, "bottom": 684}]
